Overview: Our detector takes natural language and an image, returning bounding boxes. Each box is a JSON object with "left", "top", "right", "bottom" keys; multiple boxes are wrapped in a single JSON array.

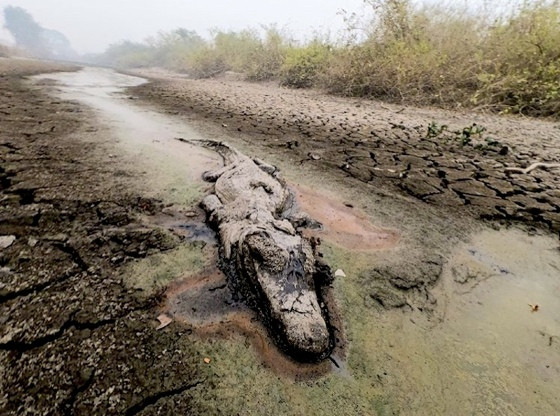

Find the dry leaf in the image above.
[
  {"left": 156, "top": 314, "right": 172, "bottom": 330},
  {"left": 203, "top": 357, "right": 211, "bottom": 364},
  {"left": 334, "top": 269, "right": 346, "bottom": 278},
  {"left": 529, "top": 304, "right": 539, "bottom": 312}
]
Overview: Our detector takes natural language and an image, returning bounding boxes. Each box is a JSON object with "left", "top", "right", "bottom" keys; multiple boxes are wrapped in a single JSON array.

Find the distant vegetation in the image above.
[
  {"left": 86, "top": 1, "right": 560, "bottom": 118},
  {"left": 2, "top": 6, "right": 76, "bottom": 60}
]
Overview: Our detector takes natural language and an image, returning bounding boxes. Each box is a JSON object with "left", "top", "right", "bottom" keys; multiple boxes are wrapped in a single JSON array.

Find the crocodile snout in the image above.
[{"left": 243, "top": 232, "right": 332, "bottom": 360}]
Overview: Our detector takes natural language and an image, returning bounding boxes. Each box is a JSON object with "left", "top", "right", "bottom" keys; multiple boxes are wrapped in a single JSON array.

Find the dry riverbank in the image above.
[
  {"left": 2, "top": 60, "right": 559, "bottom": 415},
  {"left": 0, "top": 59, "right": 209, "bottom": 415},
  {"left": 132, "top": 73, "right": 560, "bottom": 234}
]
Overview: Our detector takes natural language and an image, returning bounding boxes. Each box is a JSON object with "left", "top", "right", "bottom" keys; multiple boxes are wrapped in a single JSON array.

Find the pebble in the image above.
[{"left": 0, "top": 235, "right": 16, "bottom": 250}]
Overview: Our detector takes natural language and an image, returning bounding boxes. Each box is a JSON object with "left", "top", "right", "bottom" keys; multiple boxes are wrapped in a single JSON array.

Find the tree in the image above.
[
  {"left": 3, "top": 6, "right": 76, "bottom": 59},
  {"left": 3, "top": 6, "right": 47, "bottom": 57}
]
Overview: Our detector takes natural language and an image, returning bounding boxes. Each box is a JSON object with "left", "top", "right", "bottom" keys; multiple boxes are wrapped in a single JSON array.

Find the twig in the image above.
[{"left": 505, "top": 162, "right": 560, "bottom": 175}]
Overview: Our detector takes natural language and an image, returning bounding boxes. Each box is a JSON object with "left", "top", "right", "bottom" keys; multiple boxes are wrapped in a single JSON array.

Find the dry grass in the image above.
[{"left": 97, "top": 0, "right": 560, "bottom": 118}]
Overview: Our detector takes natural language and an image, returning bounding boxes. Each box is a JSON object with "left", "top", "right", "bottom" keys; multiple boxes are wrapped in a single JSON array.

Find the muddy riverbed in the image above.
[{"left": 1, "top": 60, "right": 560, "bottom": 415}]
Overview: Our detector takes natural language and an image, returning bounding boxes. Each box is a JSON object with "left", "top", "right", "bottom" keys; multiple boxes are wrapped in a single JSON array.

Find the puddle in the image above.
[{"left": 360, "top": 228, "right": 560, "bottom": 414}]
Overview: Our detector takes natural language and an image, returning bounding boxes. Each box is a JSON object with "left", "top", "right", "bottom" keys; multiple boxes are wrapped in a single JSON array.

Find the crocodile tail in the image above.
[{"left": 175, "top": 138, "right": 242, "bottom": 164}]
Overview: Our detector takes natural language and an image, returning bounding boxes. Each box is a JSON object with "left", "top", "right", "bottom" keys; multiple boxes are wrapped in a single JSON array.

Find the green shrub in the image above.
[
  {"left": 185, "top": 28, "right": 286, "bottom": 80},
  {"left": 186, "top": 45, "right": 227, "bottom": 78},
  {"left": 242, "top": 26, "right": 287, "bottom": 81},
  {"left": 96, "top": 0, "right": 560, "bottom": 119},
  {"left": 280, "top": 42, "right": 332, "bottom": 88},
  {"left": 99, "top": 41, "right": 156, "bottom": 68},
  {"left": 148, "top": 29, "right": 206, "bottom": 72},
  {"left": 320, "top": 1, "right": 485, "bottom": 105}
]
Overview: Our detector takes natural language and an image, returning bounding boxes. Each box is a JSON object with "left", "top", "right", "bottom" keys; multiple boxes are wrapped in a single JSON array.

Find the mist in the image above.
[{"left": 0, "top": 0, "right": 367, "bottom": 54}]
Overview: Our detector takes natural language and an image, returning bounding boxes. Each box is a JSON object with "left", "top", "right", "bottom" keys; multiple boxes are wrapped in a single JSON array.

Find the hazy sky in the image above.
[{"left": 0, "top": 0, "right": 367, "bottom": 53}]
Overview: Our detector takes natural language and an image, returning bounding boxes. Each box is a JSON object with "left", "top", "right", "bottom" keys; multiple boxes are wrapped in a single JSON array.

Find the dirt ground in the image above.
[
  {"left": 1, "top": 60, "right": 560, "bottom": 415},
  {"left": 132, "top": 73, "right": 560, "bottom": 234},
  {"left": 0, "top": 59, "right": 211, "bottom": 415}
]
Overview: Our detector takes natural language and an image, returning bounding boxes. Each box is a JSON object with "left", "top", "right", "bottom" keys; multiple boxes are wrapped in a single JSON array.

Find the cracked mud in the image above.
[
  {"left": 0, "top": 60, "right": 207, "bottom": 415},
  {"left": 133, "top": 76, "right": 560, "bottom": 233}
]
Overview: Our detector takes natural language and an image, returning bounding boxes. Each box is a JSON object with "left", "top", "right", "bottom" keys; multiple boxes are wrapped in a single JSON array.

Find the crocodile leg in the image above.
[
  {"left": 253, "top": 158, "right": 277, "bottom": 175},
  {"left": 200, "top": 194, "right": 224, "bottom": 225},
  {"left": 202, "top": 164, "right": 234, "bottom": 182}
]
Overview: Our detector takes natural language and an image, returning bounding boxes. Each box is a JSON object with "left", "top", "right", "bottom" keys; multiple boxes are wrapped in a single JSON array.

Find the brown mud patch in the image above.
[
  {"left": 190, "top": 312, "right": 334, "bottom": 381},
  {"left": 294, "top": 185, "right": 399, "bottom": 251}
]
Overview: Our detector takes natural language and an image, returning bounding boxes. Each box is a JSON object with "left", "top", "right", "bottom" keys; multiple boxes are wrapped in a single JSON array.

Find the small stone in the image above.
[
  {"left": 28, "top": 237, "right": 38, "bottom": 247},
  {"left": 203, "top": 357, "right": 211, "bottom": 364},
  {"left": 334, "top": 269, "right": 346, "bottom": 278},
  {"left": 0, "top": 235, "right": 16, "bottom": 250},
  {"left": 45, "top": 233, "right": 68, "bottom": 242}
]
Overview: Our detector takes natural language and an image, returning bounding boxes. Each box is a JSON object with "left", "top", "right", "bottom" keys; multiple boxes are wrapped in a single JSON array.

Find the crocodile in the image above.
[{"left": 179, "top": 138, "right": 333, "bottom": 361}]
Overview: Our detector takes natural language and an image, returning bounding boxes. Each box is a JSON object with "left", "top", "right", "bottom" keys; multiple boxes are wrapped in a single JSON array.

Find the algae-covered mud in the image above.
[{"left": 3, "top": 62, "right": 559, "bottom": 415}]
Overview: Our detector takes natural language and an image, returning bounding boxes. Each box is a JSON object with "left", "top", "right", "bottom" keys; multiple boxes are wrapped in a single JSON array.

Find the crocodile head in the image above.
[{"left": 240, "top": 230, "right": 332, "bottom": 360}]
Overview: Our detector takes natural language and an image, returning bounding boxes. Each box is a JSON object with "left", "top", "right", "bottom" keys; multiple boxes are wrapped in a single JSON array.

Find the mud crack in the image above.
[{"left": 124, "top": 380, "right": 203, "bottom": 416}]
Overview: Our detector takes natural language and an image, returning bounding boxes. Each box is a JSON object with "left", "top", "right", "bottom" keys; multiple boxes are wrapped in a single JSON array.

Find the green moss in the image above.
[{"left": 122, "top": 243, "right": 207, "bottom": 296}]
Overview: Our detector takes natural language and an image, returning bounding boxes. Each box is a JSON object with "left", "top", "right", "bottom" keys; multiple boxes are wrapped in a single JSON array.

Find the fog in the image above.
[{"left": 0, "top": 0, "right": 367, "bottom": 53}]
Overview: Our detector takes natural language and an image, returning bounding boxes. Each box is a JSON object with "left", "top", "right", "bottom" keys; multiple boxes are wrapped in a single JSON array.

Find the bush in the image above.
[
  {"left": 474, "top": 1, "right": 560, "bottom": 116},
  {"left": 186, "top": 27, "right": 288, "bottom": 80},
  {"left": 280, "top": 42, "right": 332, "bottom": 88},
  {"left": 186, "top": 45, "right": 227, "bottom": 78},
  {"left": 96, "top": 0, "right": 560, "bottom": 118},
  {"left": 243, "top": 26, "right": 287, "bottom": 81},
  {"left": 99, "top": 41, "right": 156, "bottom": 68},
  {"left": 320, "top": 1, "right": 485, "bottom": 105}
]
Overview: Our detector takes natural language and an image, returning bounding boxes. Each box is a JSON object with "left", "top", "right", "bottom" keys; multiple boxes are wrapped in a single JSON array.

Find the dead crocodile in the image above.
[{"left": 180, "top": 138, "right": 333, "bottom": 361}]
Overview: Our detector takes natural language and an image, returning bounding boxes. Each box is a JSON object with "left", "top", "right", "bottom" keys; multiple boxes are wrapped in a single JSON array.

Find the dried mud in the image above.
[
  {"left": 131, "top": 75, "right": 560, "bottom": 234},
  {"left": 0, "top": 59, "right": 209, "bottom": 415}
]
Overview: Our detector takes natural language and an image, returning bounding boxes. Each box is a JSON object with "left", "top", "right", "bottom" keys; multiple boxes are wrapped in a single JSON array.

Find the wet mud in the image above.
[
  {"left": 294, "top": 185, "right": 399, "bottom": 251},
  {"left": 127, "top": 69, "right": 560, "bottom": 415}
]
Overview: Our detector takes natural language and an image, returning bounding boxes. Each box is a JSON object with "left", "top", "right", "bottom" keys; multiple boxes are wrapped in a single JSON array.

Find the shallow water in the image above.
[
  {"left": 361, "top": 228, "right": 560, "bottom": 415},
  {"left": 33, "top": 67, "right": 560, "bottom": 415}
]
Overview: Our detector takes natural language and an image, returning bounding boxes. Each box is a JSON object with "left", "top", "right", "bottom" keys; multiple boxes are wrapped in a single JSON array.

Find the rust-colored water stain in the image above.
[
  {"left": 164, "top": 266, "right": 346, "bottom": 380},
  {"left": 293, "top": 185, "right": 399, "bottom": 251},
  {"left": 193, "top": 312, "right": 334, "bottom": 380},
  {"left": 165, "top": 266, "right": 224, "bottom": 299}
]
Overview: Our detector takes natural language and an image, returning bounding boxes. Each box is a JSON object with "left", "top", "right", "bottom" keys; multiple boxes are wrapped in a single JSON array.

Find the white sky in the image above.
[{"left": 0, "top": 0, "right": 368, "bottom": 53}]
